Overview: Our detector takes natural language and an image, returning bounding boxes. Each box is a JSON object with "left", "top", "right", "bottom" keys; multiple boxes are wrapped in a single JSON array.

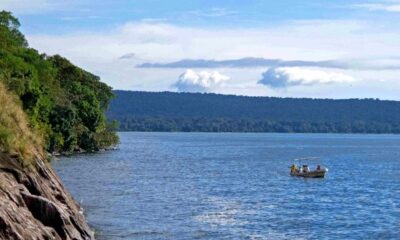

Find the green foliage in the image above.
[
  {"left": 0, "top": 81, "right": 43, "bottom": 166},
  {"left": 0, "top": 10, "right": 27, "bottom": 48},
  {"left": 48, "top": 55, "right": 118, "bottom": 151},
  {"left": 0, "top": 11, "right": 118, "bottom": 155},
  {"left": 109, "top": 91, "right": 400, "bottom": 134}
]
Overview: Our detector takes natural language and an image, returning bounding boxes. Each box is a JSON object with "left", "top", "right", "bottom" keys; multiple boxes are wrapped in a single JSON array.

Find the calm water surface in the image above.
[{"left": 53, "top": 132, "right": 400, "bottom": 240}]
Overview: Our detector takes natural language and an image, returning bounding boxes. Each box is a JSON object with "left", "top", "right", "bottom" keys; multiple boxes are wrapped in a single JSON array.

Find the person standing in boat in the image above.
[{"left": 290, "top": 164, "right": 298, "bottom": 173}]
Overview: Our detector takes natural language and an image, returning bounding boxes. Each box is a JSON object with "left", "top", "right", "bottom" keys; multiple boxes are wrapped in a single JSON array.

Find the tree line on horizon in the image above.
[{"left": 108, "top": 91, "right": 400, "bottom": 133}]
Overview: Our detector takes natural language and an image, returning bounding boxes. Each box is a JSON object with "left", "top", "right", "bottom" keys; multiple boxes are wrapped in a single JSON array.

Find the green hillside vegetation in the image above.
[
  {"left": 109, "top": 91, "right": 400, "bottom": 133},
  {"left": 0, "top": 81, "right": 43, "bottom": 165},
  {"left": 0, "top": 11, "right": 118, "bottom": 154}
]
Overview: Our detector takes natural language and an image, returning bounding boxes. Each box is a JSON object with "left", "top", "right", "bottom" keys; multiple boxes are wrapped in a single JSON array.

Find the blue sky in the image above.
[
  {"left": 10, "top": 0, "right": 398, "bottom": 33},
  {"left": 2, "top": 0, "right": 400, "bottom": 99}
]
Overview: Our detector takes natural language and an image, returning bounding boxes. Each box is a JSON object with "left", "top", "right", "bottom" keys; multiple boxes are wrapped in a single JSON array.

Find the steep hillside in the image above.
[
  {"left": 0, "top": 81, "right": 42, "bottom": 165},
  {"left": 0, "top": 11, "right": 118, "bottom": 154},
  {"left": 0, "top": 81, "right": 93, "bottom": 239},
  {"left": 0, "top": 11, "right": 117, "bottom": 239}
]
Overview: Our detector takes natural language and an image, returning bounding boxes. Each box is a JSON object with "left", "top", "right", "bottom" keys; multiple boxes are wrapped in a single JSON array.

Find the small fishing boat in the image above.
[
  {"left": 290, "top": 161, "right": 328, "bottom": 178},
  {"left": 290, "top": 168, "right": 327, "bottom": 178}
]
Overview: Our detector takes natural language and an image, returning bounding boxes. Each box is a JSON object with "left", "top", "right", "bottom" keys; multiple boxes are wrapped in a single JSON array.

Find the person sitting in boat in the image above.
[
  {"left": 290, "top": 164, "right": 298, "bottom": 173},
  {"left": 303, "top": 165, "right": 310, "bottom": 173},
  {"left": 316, "top": 165, "right": 321, "bottom": 171}
]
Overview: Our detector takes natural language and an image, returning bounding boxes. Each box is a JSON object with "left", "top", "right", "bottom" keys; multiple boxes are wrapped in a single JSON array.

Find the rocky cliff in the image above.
[{"left": 0, "top": 152, "right": 94, "bottom": 240}]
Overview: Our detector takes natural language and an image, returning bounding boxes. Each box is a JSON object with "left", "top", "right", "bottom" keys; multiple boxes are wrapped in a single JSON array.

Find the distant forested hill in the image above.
[{"left": 108, "top": 90, "right": 400, "bottom": 133}]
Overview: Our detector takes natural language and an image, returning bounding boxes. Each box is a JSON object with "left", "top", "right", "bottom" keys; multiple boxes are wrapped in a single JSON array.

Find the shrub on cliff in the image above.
[{"left": 0, "top": 11, "right": 118, "bottom": 154}]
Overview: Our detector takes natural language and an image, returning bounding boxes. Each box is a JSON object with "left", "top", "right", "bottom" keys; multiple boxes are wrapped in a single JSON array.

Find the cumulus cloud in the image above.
[
  {"left": 173, "top": 69, "right": 230, "bottom": 92},
  {"left": 258, "top": 67, "right": 355, "bottom": 88},
  {"left": 25, "top": 20, "right": 400, "bottom": 98}
]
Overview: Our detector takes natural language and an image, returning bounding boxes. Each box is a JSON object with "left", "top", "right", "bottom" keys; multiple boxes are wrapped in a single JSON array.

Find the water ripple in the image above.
[{"left": 53, "top": 133, "right": 400, "bottom": 240}]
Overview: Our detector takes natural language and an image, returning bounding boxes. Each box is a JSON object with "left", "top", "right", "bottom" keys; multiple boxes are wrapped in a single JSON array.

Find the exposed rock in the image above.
[{"left": 0, "top": 152, "right": 94, "bottom": 240}]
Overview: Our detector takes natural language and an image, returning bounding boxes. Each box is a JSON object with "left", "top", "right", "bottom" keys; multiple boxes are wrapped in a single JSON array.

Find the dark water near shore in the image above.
[{"left": 53, "top": 132, "right": 400, "bottom": 240}]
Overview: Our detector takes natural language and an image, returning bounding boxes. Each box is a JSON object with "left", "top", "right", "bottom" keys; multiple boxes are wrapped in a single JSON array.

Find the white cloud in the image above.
[
  {"left": 25, "top": 19, "right": 400, "bottom": 98},
  {"left": 258, "top": 67, "right": 356, "bottom": 88},
  {"left": 28, "top": 19, "right": 400, "bottom": 66},
  {"left": 173, "top": 69, "right": 230, "bottom": 92},
  {"left": 355, "top": 3, "right": 400, "bottom": 12}
]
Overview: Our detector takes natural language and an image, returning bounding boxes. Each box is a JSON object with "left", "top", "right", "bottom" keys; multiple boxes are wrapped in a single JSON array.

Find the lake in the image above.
[{"left": 53, "top": 132, "right": 400, "bottom": 240}]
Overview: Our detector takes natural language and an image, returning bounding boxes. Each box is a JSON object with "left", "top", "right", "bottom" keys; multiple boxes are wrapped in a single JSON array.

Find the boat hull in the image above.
[{"left": 290, "top": 170, "right": 326, "bottom": 178}]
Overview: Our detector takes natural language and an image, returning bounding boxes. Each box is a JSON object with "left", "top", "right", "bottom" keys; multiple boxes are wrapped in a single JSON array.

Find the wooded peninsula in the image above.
[{"left": 109, "top": 90, "right": 400, "bottom": 134}]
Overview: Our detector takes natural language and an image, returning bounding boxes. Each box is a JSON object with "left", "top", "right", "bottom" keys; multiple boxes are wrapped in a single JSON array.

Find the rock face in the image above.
[{"left": 0, "top": 152, "right": 94, "bottom": 240}]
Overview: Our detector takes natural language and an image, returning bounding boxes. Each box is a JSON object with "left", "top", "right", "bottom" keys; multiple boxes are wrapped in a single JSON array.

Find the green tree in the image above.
[{"left": 0, "top": 11, "right": 119, "bottom": 154}]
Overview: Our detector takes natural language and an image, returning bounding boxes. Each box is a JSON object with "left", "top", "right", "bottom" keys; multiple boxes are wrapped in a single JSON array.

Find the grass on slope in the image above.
[{"left": 0, "top": 81, "right": 43, "bottom": 166}]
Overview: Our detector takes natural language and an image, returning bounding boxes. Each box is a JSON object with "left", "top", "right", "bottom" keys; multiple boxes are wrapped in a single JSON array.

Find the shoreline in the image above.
[
  {"left": 51, "top": 145, "right": 119, "bottom": 158},
  {"left": 115, "top": 130, "right": 400, "bottom": 135}
]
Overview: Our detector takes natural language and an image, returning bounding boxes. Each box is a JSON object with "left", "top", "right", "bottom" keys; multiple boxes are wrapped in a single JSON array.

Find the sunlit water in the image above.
[{"left": 53, "top": 132, "right": 400, "bottom": 240}]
